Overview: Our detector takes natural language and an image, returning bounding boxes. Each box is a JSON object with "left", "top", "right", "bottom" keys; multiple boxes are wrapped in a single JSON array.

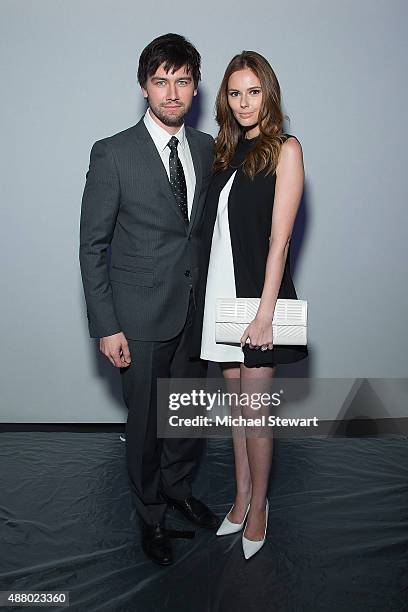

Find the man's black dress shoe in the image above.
[
  {"left": 165, "top": 495, "right": 221, "bottom": 530},
  {"left": 141, "top": 522, "right": 173, "bottom": 566}
]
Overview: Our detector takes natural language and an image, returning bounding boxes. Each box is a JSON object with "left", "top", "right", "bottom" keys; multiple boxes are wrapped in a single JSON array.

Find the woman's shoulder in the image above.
[
  {"left": 275, "top": 134, "right": 303, "bottom": 175},
  {"left": 280, "top": 133, "right": 303, "bottom": 156},
  {"left": 282, "top": 133, "right": 301, "bottom": 145}
]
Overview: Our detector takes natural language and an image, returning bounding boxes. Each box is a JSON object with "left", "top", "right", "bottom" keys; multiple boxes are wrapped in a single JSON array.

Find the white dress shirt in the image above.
[{"left": 143, "top": 107, "right": 196, "bottom": 220}]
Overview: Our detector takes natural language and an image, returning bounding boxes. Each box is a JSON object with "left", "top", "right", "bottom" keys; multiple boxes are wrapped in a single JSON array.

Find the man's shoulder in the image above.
[
  {"left": 91, "top": 121, "right": 144, "bottom": 150},
  {"left": 185, "top": 125, "right": 214, "bottom": 146}
]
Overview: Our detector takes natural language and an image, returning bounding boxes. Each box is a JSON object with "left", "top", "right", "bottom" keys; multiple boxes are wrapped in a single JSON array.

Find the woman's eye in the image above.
[
  {"left": 250, "top": 89, "right": 261, "bottom": 95},
  {"left": 229, "top": 91, "right": 239, "bottom": 97}
]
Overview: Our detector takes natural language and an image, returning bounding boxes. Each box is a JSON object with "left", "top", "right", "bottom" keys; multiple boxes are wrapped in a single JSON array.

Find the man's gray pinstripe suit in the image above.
[{"left": 79, "top": 117, "right": 214, "bottom": 524}]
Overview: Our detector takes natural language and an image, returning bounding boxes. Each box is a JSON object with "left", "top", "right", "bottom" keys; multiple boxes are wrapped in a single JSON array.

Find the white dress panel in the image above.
[{"left": 200, "top": 171, "right": 244, "bottom": 363}]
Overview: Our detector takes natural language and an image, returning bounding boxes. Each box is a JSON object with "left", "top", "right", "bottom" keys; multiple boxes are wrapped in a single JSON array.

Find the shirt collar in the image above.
[{"left": 143, "top": 107, "right": 186, "bottom": 153}]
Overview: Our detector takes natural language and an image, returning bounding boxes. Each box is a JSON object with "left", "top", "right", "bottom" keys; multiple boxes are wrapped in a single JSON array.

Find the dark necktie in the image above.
[{"left": 167, "top": 136, "right": 188, "bottom": 223}]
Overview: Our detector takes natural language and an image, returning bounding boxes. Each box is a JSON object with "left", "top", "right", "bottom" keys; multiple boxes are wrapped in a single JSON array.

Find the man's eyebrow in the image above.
[{"left": 151, "top": 75, "right": 192, "bottom": 81}]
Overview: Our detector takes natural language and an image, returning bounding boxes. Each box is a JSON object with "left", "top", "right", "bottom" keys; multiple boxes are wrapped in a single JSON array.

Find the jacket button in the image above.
[{"left": 184, "top": 270, "right": 191, "bottom": 277}]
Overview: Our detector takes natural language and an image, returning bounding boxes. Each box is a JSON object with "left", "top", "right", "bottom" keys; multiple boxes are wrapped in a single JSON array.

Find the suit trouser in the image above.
[{"left": 120, "top": 291, "right": 208, "bottom": 525}]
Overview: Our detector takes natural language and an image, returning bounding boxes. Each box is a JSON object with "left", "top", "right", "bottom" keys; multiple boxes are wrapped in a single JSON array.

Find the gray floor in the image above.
[{"left": 0, "top": 432, "right": 406, "bottom": 611}]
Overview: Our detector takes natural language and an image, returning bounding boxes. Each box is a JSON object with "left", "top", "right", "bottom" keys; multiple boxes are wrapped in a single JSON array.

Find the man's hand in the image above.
[{"left": 100, "top": 332, "right": 131, "bottom": 368}]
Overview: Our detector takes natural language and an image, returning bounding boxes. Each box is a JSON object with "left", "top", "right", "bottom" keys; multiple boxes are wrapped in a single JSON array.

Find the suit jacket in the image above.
[{"left": 79, "top": 117, "right": 214, "bottom": 342}]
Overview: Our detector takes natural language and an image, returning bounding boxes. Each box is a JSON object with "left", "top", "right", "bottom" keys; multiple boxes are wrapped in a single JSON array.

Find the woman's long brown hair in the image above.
[{"left": 214, "top": 51, "right": 287, "bottom": 178}]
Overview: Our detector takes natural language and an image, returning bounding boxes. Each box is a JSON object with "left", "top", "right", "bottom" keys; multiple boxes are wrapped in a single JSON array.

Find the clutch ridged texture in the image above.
[{"left": 215, "top": 298, "right": 307, "bottom": 345}]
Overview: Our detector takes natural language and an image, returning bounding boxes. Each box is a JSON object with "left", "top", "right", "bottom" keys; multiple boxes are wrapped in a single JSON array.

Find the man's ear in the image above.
[
  {"left": 193, "top": 89, "right": 198, "bottom": 97},
  {"left": 141, "top": 86, "right": 148, "bottom": 99}
]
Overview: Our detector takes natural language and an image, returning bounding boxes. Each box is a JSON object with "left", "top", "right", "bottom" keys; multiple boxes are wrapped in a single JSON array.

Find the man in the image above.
[{"left": 79, "top": 33, "right": 219, "bottom": 566}]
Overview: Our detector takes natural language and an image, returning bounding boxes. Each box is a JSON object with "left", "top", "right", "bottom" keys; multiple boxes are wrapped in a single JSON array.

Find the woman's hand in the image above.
[{"left": 240, "top": 316, "right": 273, "bottom": 351}]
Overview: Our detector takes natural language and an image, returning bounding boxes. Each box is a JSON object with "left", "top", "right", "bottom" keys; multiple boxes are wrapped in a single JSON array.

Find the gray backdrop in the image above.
[{"left": 1, "top": 0, "right": 407, "bottom": 422}]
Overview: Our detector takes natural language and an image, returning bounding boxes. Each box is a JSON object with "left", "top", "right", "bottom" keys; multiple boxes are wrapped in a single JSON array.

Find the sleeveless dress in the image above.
[{"left": 200, "top": 134, "right": 308, "bottom": 367}]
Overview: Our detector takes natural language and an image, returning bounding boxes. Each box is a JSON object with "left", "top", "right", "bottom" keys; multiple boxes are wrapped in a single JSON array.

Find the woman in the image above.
[{"left": 198, "top": 51, "right": 308, "bottom": 559}]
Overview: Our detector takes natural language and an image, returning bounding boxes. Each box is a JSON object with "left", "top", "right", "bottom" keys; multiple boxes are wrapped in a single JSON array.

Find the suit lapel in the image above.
[
  {"left": 130, "top": 119, "right": 204, "bottom": 233},
  {"left": 185, "top": 127, "right": 203, "bottom": 236},
  {"left": 130, "top": 119, "right": 188, "bottom": 226}
]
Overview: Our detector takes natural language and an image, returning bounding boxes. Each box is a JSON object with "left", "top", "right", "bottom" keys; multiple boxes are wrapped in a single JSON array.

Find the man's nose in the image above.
[{"left": 167, "top": 83, "right": 178, "bottom": 100}]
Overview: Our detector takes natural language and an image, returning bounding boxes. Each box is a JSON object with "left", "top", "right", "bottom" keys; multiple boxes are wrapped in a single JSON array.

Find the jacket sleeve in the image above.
[{"left": 79, "top": 139, "right": 122, "bottom": 338}]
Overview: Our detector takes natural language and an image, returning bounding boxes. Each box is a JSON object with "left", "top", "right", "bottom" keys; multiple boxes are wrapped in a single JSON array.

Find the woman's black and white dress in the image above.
[{"left": 199, "top": 134, "right": 308, "bottom": 368}]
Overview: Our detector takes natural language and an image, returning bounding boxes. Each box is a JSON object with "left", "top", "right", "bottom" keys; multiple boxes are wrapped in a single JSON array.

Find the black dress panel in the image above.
[
  {"left": 190, "top": 134, "right": 308, "bottom": 368},
  {"left": 228, "top": 135, "right": 308, "bottom": 367}
]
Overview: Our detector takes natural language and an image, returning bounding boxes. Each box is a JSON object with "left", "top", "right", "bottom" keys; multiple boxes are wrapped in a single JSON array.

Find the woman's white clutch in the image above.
[{"left": 215, "top": 298, "right": 307, "bottom": 345}]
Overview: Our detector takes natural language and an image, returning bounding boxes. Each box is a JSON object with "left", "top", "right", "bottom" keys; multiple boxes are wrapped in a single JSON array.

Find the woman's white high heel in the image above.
[
  {"left": 242, "top": 499, "right": 269, "bottom": 559},
  {"left": 216, "top": 503, "right": 250, "bottom": 536}
]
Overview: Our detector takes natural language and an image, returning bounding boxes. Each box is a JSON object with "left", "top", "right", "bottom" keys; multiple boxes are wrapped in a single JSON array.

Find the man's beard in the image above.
[{"left": 149, "top": 101, "right": 190, "bottom": 127}]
